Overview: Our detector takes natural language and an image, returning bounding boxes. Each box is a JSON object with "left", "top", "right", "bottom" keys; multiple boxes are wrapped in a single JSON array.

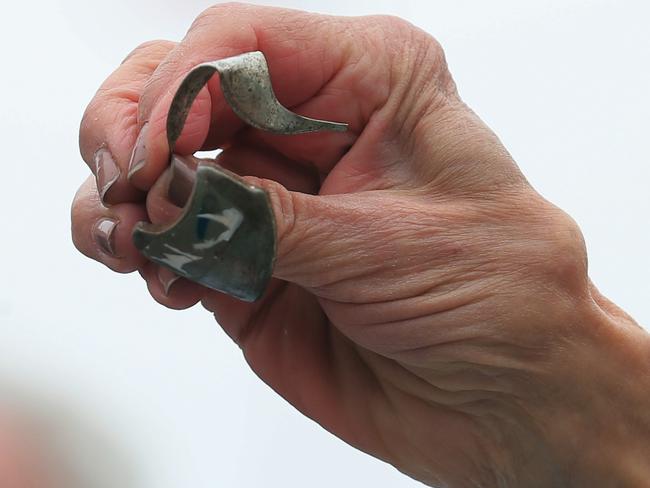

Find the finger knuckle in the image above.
[
  {"left": 518, "top": 199, "right": 589, "bottom": 298},
  {"left": 543, "top": 209, "right": 589, "bottom": 291},
  {"left": 360, "top": 16, "right": 454, "bottom": 148},
  {"left": 70, "top": 189, "right": 93, "bottom": 255},
  {"left": 121, "top": 39, "right": 175, "bottom": 65},
  {"left": 368, "top": 14, "right": 445, "bottom": 59},
  {"left": 374, "top": 14, "right": 419, "bottom": 38},
  {"left": 78, "top": 107, "right": 96, "bottom": 158},
  {"left": 70, "top": 213, "right": 85, "bottom": 255},
  {"left": 191, "top": 2, "right": 249, "bottom": 32},
  {"left": 392, "top": 19, "right": 448, "bottom": 84},
  {"left": 79, "top": 93, "right": 135, "bottom": 161},
  {"left": 140, "top": 57, "right": 176, "bottom": 103},
  {"left": 357, "top": 15, "right": 453, "bottom": 108},
  {"left": 79, "top": 94, "right": 108, "bottom": 136}
]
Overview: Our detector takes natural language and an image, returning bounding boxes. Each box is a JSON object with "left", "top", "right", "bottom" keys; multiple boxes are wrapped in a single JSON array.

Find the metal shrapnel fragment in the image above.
[
  {"left": 166, "top": 51, "right": 348, "bottom": 150},
  {"left": 133, "top": 157, "right": 276, "bottom": 302},
  {"left": 132, "top": 51, "right": 347, "bottom": 301}
]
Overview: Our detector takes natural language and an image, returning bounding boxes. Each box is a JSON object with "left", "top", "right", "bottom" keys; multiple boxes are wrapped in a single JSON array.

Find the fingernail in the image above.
[
  {"left": 93, "top": 218, "right": 118, "bottom": 257},
  {"left": 158, "top": 266, "right": 181, "bottom": 297},
  {"left": 128, "top": 123, "right": 149, "bottom": 179},
  {"left": 168, "top": 155, "right": 196, "bottom": 207},
  {"left": 94, "top": 147, "right": 121, "bottom": 203}
]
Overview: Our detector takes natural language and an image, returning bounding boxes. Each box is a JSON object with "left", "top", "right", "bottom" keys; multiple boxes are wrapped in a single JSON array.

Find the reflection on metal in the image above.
[
  {"left": 166, "top": 51, "right": 348, "bottom": 150},
  {"left": 133, "top": 51, "right": 347, "bottom": 301},
  {"left": 133, "top": 157, "right": 275, "bottom": 302}
]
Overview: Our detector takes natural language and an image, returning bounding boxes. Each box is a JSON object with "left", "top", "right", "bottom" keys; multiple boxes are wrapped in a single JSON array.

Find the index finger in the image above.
[
  {"left": 78, "top": 40, "right": 178, "bottom": 205},
  {"left": 127, "top": 3, "right": 421, "bottom": 190}
]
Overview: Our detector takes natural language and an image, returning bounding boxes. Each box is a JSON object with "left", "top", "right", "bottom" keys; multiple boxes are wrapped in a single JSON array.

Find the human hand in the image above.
[{"left": 71, "top": 4, "right": 650, "bottom": 486}]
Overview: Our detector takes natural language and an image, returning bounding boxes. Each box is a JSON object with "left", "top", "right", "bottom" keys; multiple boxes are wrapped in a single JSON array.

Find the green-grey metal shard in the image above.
[
  {"left": 133, "top": 160, "right": 276, "bottom": 302},
  {"left": 166, "top": 51, "right": 348, "bottom": 149}
]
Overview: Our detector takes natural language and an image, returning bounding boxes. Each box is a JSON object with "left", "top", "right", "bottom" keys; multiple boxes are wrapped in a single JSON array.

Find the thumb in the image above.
[
  {"left": 246, "top": 175, "right": 403, "bottom": 295},
  {"left": 137, "top": 154, "right": 441, "bottom": 302},
  {"left": 135, "top": 154, "right": 388, "bottom": 300}
]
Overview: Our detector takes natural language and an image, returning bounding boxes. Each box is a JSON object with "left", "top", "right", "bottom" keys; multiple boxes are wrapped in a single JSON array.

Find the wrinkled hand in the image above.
[{"left": 71, "top": 4, "right": 649, "bottom": 486}]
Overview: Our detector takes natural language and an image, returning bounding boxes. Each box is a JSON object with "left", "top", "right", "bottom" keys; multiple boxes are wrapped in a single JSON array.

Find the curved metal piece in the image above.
[
  {"left": 132, "top": 157, "right": 276, "bottom": 302},
  {"left": 166, "top": 51, "right": 348, "bottom": 150}
]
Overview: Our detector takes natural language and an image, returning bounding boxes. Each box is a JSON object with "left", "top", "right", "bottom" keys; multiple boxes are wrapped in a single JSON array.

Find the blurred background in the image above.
[{"left": 0, "top": 0, "right": 648, "bottom": 486}]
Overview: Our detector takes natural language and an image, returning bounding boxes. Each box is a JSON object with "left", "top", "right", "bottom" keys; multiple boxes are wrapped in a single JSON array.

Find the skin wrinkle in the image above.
[
  {"left": 304, "top": 213, "right": 514, "bottom": 305},
  {"left": 348, "top": 314, "right": 492, "bottom": 362},
  {"left": 80, "top": 93, "right": 139, "bottom": 157},
  {"left": 367, "top": 16, "right": 423, "bottom": 108},
  {"left": 407, "top": 363, "right": 522, "bottom": 396},
  {"left": 95, "top": 86, "right": 141, "bottom": 105},
  {"left": 308, "top": 251, "right": 470, "bottom": 304},
  {"left": 356, "top": 348, "right": 446, "bottom": 477},
  {"left": 471, "top": 401, "right": 561, "bottom": 485},
  {"left": 404, "top": 331, "right": 527, "bottom": 367},
  {"left": 320, "top": 274, "right": 506, "bottom": 329},
  {"left": 472, "top": 408, "right": 555, "bottom": 487},
  {"left": 361, "top": 349, "right": 490, "bottom": 487},
  {"left": 370, "top": 350, "right": 518, "bottom": 412},
  {"left": 398, "top": 46, "right": 455, "bottom": 151},
  {"left": 340, "top": 45, "right": 388, "bottom": 123},
  {"left": 320, "top": 118, "right": 398, "bottom": 192},
  {"left": 399, "top": 336, "right": 547, "bottom": 374}
]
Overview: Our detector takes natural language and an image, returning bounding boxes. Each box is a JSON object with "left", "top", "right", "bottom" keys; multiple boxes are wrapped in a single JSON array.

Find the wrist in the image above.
[{"left": 535, "top": 293, "right": 650, "bottom": 486}]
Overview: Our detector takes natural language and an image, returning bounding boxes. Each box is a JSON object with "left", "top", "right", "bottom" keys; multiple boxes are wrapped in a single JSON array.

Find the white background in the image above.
[{"left": 0, "top": 0, "right": 648, "bottom": 486}]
